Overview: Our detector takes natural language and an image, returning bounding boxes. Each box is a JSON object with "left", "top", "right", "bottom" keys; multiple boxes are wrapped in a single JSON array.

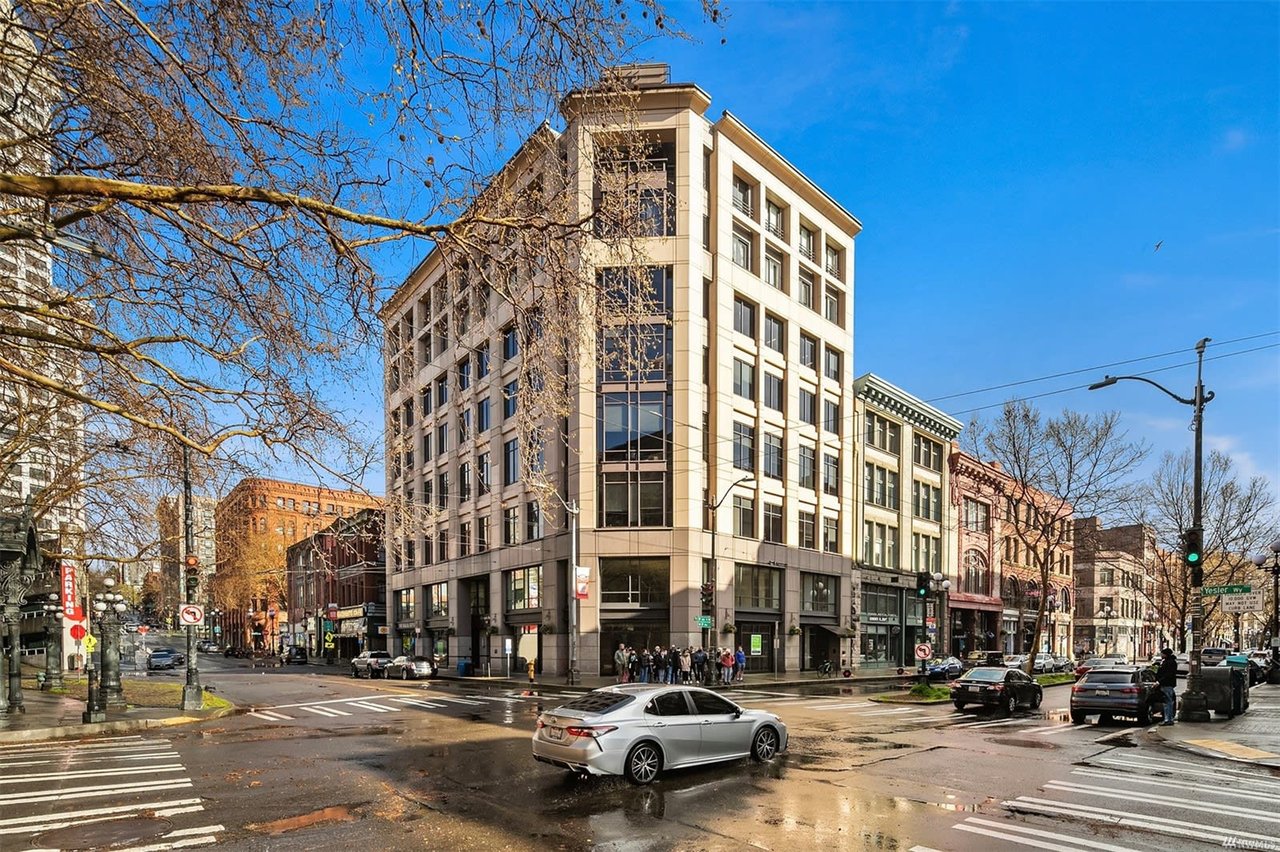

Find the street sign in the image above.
[
  {"left": 1221, "top": 591, "right": 1265, "bottom": 613},
  {"left": 137, "top": 625, "right": 150, "bottom": 635},
  {"left": 323, "top": 630, "right": 335, "bottom": 650},
  {"left": 84, "top": 634, "right": 97, "bottom": 654},
  {"left": 178, "top": 604, "right": 205, "bottom": 626},
  {"left": 1202, "top": 584, "right": 1251, "bottom": 597},
  {"left": 914, "top": 642, "right": 933, "bottom": 660},
  {"left": 70, "top": 624, "right": 86, "bottom": 641},
  {"left": 695, "top": 615, "right": 713, "bottom": 629}
]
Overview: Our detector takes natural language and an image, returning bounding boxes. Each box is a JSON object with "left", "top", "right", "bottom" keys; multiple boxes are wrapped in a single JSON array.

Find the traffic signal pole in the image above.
[{"left": 180, "top": 441, "right": 204, "bottom": 712}]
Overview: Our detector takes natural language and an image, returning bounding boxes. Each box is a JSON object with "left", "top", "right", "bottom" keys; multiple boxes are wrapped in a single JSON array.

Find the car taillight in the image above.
[
  {"left": 947, "top": 681, "right": 959, "bottom": 689},
  {"left": 565, "top": 725, "right": 618, "bottom": 738},
  {"left": 1119, "top": 687, "right": 1139, "bottom": 694},
  {"left": 535, "top": 719, "right": 545, "bottom": 729},
  {"left": 1071, "top": 685, "right": 1083, "bottom": 692},
  {"left": 991, "top": 683, "right": 1004, "bottom": 691}
]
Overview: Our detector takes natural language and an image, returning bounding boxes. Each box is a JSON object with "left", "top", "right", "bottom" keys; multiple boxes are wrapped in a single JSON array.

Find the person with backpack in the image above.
[{"left": 692, "top": 647, "right": 706, "bottom": 683}]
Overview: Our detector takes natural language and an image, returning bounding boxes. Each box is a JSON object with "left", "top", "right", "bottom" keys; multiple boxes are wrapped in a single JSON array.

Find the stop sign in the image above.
[
  {"left": 137, "top": 625, "right": 150, "bottom": 635},
  {"left": 70, "top": 624, "right": 86, "bottom": 641}
]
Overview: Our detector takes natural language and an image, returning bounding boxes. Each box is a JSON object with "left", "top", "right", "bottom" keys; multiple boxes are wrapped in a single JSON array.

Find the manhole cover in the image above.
[{"left": 37, "top": 816, "right": 173, "bottom": 849}]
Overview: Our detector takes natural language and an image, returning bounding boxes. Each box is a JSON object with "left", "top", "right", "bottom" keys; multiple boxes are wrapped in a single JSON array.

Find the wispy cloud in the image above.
[
  {"left": 1218, "top": 127, "right": 1254, "bottom": 152},
  {"left": 1205, "top": 433, "right": 1264, "bottom": 481}
]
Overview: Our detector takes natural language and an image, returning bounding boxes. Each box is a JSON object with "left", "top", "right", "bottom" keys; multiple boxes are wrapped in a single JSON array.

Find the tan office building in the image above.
[{"left": 381, "top": 65, "right": 866, "bottom": 679}]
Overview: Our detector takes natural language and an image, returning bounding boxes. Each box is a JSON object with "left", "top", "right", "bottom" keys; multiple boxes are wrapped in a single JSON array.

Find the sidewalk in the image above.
[
  {"left": 1150, "top": 682, "right": 1280, "bottom": 767},
  {"left": 0, "top": 682, "right": 235, "bottom": 745},
  {"left": 431, "top": 667, "right": 919, "bottom": 693}
]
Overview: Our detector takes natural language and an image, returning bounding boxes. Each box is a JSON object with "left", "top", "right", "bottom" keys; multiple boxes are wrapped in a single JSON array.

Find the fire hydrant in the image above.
[{"left": 526, "top": 659, "right": 537, "bottom": 685}]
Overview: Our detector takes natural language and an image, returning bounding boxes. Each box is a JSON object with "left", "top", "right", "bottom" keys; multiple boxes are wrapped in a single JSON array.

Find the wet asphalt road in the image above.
[{"left": 4, "top": 652, "right": 1276, "bottom": 851}]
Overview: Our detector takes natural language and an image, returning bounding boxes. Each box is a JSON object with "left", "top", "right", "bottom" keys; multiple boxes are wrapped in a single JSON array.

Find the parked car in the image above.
[
  {"left": 1100, "top": 653, "right": 1130, "bottom": 664},
  {"left": 280, "top": 646, "right": 308, "bottom": 665},
  {"left": 925, "top": 657, "right": 964, "bottom": 680},
  {"left": 962, "top": 651, "right": 1005, "bottom": 671},
  {"left": 386, "top": 655, "right": 436, "bottom": 680},
  {"left": 351, "top": 650, "right": 393, "bottom": 678},
  {"left": 123, "top": 622, "right": 140, "bottom": 633},
  {"left": 147, "top": 646, "right": 184, "bottom": 670},
  {"left": 1070, "top": 665, "right": 1163, "bottom": 725},
  {"left": 1074, "top": 657, "right": 1123, "bottom": 678},
  {"left": 532, "top": 685, "right": 786, "bottom": 785},
  {"left": 1051, "top": 655, "right": 1073, "bottom": 673},
  {"left": 1032, "top": 654, "right": 1057, "bottom": 674},
  {"left": 1003, "top": 654, "right": 1028, "bottom": 671},
  {"left": 1200, "top": 647, "right": 1230, "bottom": 667},
  {"left": 950, "top": 667, "right": 1043, "bottom": 714}
]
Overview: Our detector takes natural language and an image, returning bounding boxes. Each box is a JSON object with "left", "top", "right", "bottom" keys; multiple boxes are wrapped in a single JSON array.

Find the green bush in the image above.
[{"left": 908, "top": 682, "right": 952, "bottom": 700}]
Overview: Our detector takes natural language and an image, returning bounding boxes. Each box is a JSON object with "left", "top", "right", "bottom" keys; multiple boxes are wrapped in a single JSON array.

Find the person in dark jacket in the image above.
[{"left": 1156, "top": 647, "right": 1178, "bottom": 725}]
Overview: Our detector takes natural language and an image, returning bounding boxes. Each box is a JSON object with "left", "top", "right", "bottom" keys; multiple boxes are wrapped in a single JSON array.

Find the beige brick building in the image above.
[{"left": 381, "top": 65, "right": 865, "bottom": 678}]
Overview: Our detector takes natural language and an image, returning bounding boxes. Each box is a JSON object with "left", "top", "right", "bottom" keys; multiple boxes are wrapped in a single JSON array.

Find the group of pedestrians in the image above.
[{"left": 612, "top": 643, "right": 748, "bottom": 687}]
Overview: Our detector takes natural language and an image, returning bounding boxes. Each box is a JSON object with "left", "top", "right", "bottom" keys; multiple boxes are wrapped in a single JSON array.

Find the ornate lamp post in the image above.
[
  {"left": 41, "top": 593, "right": 65, "bottom": 691},
  {"left": 0, "top": 504, "right": 40, "bottom": 714},
  {"left": 1098, "top": 605, "right": 1116, "bottom": 657},
  {"left": 1251, "top": 537, "right": 1280, "bottom": 684},
  {"left": 930, "top": 571, "right": 951, "bottom": 654},
  {"left": 93, "top": 578, "right": 128, "bottom": 709}
]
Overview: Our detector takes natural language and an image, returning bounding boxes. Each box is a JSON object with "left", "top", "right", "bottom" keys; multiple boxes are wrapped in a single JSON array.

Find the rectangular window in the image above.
[
  {"left": 422, "top": 432, "right": 432, "bottom": 460},
  {"left": 732, "top": 227, "right": 752, "bottom": 270},
  {"left": 764, "top": 248, "right": 783, "bottom": 290},
  {"left": 459, "top": 521, "right": 471, "bottom": 557},
  {"left": 765, "top": 200, "right": 785, "bottom": 238},
  {"left": 476, "top": 399, "right": 491, "bottom": 433},
  {"left": 798, "top": 445, "right": 816, "bottom": 490},
  {"left": 798, "top": 511, "right": 816, "bottom": 550},
  {"left": 824, "top": 347, "right": 841, "bottom": 382},
  {"left": 732, "top": 358, "right": 755, "bottom": 400},
  {"left": 914, "top": 435, "right": 944, "bottom": 472},
  {"left": 756, "top": 433, "right": 781, "bottom": 480},
  {"left": 825, "top": 244, "right": 842, "bottom": 279},
  {"left": 799, "top": 389, "right": 816, "bottom": 425},
  {"left": 824, "top": 285, "right": 841, "bottom": 323},
  {"left": 436, "top": 376, "right": 448, "bottom": 406},
  {"left": 503, "top": 507, "right": 519, "bottom": 546},
  {"left": 503, "top": 439, "right": 519, "bottom": 487},
  {"left": 912, "top": 533, "right": 942, "bottom": 573},
  {"left": 823, "top": 453, "right": 840, "bottom": 496},
  {"left": 863, "top": 522, "right": 900, "bottom": 568},
  {"left": 427, "top": 582, "right": 448, "bottom": 618},
  {"left": 822, "top": 516, "right": 839, "bottom": 553},
  {"left": 863, "top": 464, "right": 900, "bottom": 508},
  {"left": 599, "top": 471, "right": 671, "bottom": 527},
  {"left": 801, "top": 573, "right": 836, "bottom": 613},
  {"left": 763, "top": 373, "right": 784, "bottom": 411},
  {"left": 733, "top": 563, "right": 781, "bottom": 610},
  {"left": 732, "top": 176, "right": 753, "bottom": 215},
  {"left": 503, "top": 380, "right": 518, "bottom": 420},
  {"left": 502, "top": 325, "right": 519, "bottom": 360},
  {"left": 798, "top": 269, "right": 814, "bottom": 310},
  {"left": 733, "top": 296, "right": 756, "bottom": 338},
  {"left": 505, "top": 566, "right": 542, "bottom": 611},
  {"left": 799, "top": 334, "right": 817, "bottom": 369},
  {"left": 457, "top": 358, "right": 472, "bottom": 391},
  {"left": 866, "top": 413, "right": 901, "bottom": 454},
  {"left": 526, "top": 501, "right": 542, "bottom": 540},
  {"left": 732, "top": 422, "right": 755, "bottom": 472},
  {"left": 477, "top": 452, "right": 491, "bottom": 496},
  {"left": 763, "top": 314, "right": 784, "bottom": 353},
  {"left": 733, "top": 495, "right": 754, "bottom": 538},
  {"left": 436, "top": 472, "right": 449, "bottom": 509},
  {"left": 421, "top": 386, "right": 433, "bottom": 417},
  {"left": 437, "top": 527, "right": 448, "bottom": 561},
  {"left": 823, "top": 399, "right": 840, "bottom": 435},
  {"left": 459, "top": 408, "right": 472, "bottom": 443},
  {"left": 475, "top": 343, "right": 490, "bottom": 378},
  {"left": 913, "top": 481, "right": 942, "bottom": 521},
  {"left": 599, "top": 391, "right": 671, "bottom": 462},
  {"left": 798, "top": 225, "right": 814, "bottom": 261},
  {"left": 964, "top": 497, "right": 991, "bottom": 533},
  {"left": 423, "top": 478, "right": 433, "bottom": 509},
  {"left": 476, "top": 517, "right": 489, "bottom": 553},
  {"left": 763, "top": 503, "right": 783, "bottom": 544},
  {"left": 459, "top": 462, "right": 472, "bottom": 502},
  {"left": 436, "top": 423, "right": 448, "bottom": 456}
]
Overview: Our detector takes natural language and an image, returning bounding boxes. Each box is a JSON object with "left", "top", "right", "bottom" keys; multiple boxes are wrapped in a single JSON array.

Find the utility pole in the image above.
[
  {"left": 566, "top": 498, "right": 579, "bottom": 686},
  {"left": 180, "top": 440, "right": 203, "bottom": 711}
]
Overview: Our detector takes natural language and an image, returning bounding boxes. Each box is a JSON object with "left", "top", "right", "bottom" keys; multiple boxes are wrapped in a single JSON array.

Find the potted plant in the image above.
[
  {"left": 788, "top": 625, "right": 802, "bottom": 637},
  {"left": 486, "top": 625, "right": 500, "bottom": 636},
  {"left": 539, "top": 623, "right": 555, "bottom": 635},
  {"left": 444, "top": 626, "right": 456, "bottom": 637},
  {"left": 720, "top": 623, "right": 736, "bottom": 635}
]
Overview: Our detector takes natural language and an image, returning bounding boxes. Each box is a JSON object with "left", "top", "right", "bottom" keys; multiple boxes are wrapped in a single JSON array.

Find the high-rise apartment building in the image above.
[{"left": 382, "top": 65, "right": 865, "bottom": 678}]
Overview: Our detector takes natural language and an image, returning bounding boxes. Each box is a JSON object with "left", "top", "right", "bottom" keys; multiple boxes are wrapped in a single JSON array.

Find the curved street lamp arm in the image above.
[
  {"left": 1088, "top": 374, "right": 1198, "bottom": 407},
  {"left": 709, "top": 475, "right": 754, "bottom": 511}
]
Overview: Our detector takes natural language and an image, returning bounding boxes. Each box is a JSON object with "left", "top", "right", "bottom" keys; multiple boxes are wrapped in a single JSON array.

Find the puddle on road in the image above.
[
  {"left": 37, "top": 817, "right": 172, "bottom": 849},
  {"left": 990, "top": 736, "right": 1057, "bottom": 750},
  {"left": 247, "top": 805, "right": 359, "bottom": 835}
]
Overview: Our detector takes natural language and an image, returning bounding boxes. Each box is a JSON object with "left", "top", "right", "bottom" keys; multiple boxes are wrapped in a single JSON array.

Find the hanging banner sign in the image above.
[
  {"left": 61, "top": 563, "right": 84, "bottom": 621},
  {"left": 574, "top": 565, "right": 590, "bottom": 600}
]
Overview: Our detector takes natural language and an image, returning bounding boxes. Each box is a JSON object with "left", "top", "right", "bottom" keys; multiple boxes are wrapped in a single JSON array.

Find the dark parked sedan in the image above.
[
  {"left": 950, "top": 667, "right": 1043, "bottom": 714},
  {"left": 1070, "top": 666, "right": 1163, "bottom": 724}
]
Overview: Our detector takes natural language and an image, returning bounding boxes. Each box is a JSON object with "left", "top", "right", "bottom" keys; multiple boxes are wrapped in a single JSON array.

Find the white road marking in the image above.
[
  {"left": 0, "top": 735, "right": 146, "bottom": 755},
  {"left": 960, "top": 816, "right": 1140, "bottom": 851},
  {"left": 1070, "top": 767, "right": 1280, "bottom": 804},
  {"left": 163, "top": 825, "right": 226, "bottom": 838},
  {"left": 248, "top": 711, "right": 293, "bottom": 721},
  {"left": 0, "top": 778, "right": 193, "bottom": 806},
  {"left": 300, "top": 706, "right": 342, "bottom": 717},
  {"left": 1092, "top": 756, "right": 1280, "bottom": 792},
  {"left": 955, "top": 820, "right": 1126, "bottom": 851},
  {"left": 955, "top": 718, "right": 1037, "bottom": 730},
  {"left": 1100, "top": 750, "right": 1276, "bottom": 781},
  {"left": 0, "top": 765, "right": 185, "bottom": 785},
  {"left": 1041, "top": 780, "right": 1280, "bottom": 824},
  {"left": 1005, "top": 796, "right": 1280, "bottom": 847},
  {"left": 265, "top": 694, "right": 415, "bottom": 711},
  {"left": 0, "top": 751, "right": 179, "bottom": 768},
  {"left": 859, "top": 707, "right": 922, "bottom": 716},
  {"left": 347, "top": 701, "right": 398, "bottom": 713},
  {"left": 476, "top": 695, "right": 523, "bottom": 703},
  {"left": 390, "top": 697, "right": 445, "bottom": 709},
  {"left": 436, "top": 696, "right": 485, "bottom": 706},
  {"left": 1033, "top": 723, "right": 1088, "bottom": 735},
  {"left": 808, "top": 701, "right": 874, "bottom": 711},
  {"left": 0, "top": 798, "right": 203, "bottom": 830}
]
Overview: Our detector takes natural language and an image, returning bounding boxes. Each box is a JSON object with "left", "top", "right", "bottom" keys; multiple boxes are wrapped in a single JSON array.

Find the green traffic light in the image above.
[{"left": 1187, "top": 552, "right": 1200, "bottom": 563}]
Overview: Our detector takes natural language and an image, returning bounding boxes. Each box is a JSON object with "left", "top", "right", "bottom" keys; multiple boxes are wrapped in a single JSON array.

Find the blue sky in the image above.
[{"left": 646, "top": 1, "right": 1279, "bottom": 499}]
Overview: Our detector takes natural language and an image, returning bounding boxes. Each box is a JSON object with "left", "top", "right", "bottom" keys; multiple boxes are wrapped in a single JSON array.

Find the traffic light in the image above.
[
  {"left": 1182, "top": 526, "right": 1203, "bottom": 568},
  {"left": 700, "top": 583, "right": 715, "bottom": 609},
  {"left": 915, "top": 572, "right": 931, "bottom": 598},
  {"left": 184, "top": 554, "right": 200, "bottom": 592}
]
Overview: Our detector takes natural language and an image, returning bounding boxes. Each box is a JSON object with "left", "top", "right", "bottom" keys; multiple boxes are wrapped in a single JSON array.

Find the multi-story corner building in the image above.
[
  {"left": 947, "top": 450, "right": 1008, "bottom": 657},
  {"left": 214, "top": 477, "right": 380, "bottom": 651},
  {"left": 1073, "top": 518, "right": 1159, "bottom": 661},
  {"left": 156, "top": 494, "right": 217, "bottom": 617},
  {"left": 1000, "top": 478, "right": 1075, "bottom": 657},
  {"left": 852, "top": 374, "right": 962, "bottom": 669},
  {"left": 381, "top": 64, "right": 865, "bottom": 679},
  {"left": 286, "top": 508, "right": 386, "bottom": 659}
]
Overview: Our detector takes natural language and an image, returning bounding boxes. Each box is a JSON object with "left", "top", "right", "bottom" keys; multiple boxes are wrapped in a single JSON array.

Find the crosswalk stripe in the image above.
[
  {"left": 960, "top": 816, "right": 1140, "bottom": 852},
  {"left": 1102, "top": 750, "right": 1273, "bottom": 781},
  {"left": 437, "top": 696, "right": 485, "bottom": 706},
  {"left": 1042, "top": 780, "right": 1280, "bottom": 824},
  {"left": 476, "top": 695, "right": 522, "bottom": 703},
  {"left": 862, "top": 707, "right": 923, "bottom": 716},
  {"left": 1006, "top": 796, "right": 1280, "bottom": 846},
  {"left": 390, "top": 698, "right": 445, "bottom": 709},
  {"left": 955, "top": 820, "right": 1130, "bottom": 851},
  {"left": 0, "top": 798, "right": 203, "bottom": 829},
  {"left": 248, "top": 710, "right": 292, "bottom": 721},
  {"left": 300, "top": 706, "right": 341, "bottom": 717},
  {"left": 0, "top": 779, "right": 193, "bottom": 806},
  {"left": 956, "top": 718, "right": 1036, "bottom": 729},
  {"left": 164, "top": 825, "right": 227, "bottom": 838},
  {"left": 0, "top": 764, "right": 185, "bottom": 785},
  {"left": 809, "top": 702, "right": 874, "bottom": 711},
  {"left": 347, "top": 701, "right": 398, "bottom": 713},
  {"left": 0, "top": 751, "right": 180, "bottom": 769},
  {"left": 1092, "top": 756, "right": 1280, "bottom": 792},
  {"left": 1070, "top": 768, "right": 1280, "bottom": 804},
  {"left": 0, "top": 735, "right": 145, "bottom": 755}
]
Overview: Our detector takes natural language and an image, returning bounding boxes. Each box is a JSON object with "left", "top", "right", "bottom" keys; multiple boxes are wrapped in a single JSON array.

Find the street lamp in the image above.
[
  {"left": 706, "top": 475, "right": 755, "bottom": 656},
  {"left": 94, "top": 577, "right": 128, "bottom": 709},
  {"left": 41, "top": 593, "right": 65, "bottom": 691},
  {"left": 930, "top": 571, "right": 951, "bottom": 654},
  {"left": 1251, "top": 537, "right": 1280, "bottom": 684},
  {"left": 1098, "top": 605, "right": 1116, "bottom": 657},
  {"left": 1089, "top": 337, "right": 1214, "bottom": 722}
]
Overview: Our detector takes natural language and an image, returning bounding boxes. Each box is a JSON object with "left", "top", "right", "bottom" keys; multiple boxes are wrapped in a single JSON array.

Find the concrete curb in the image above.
[
  {"left": 1146, "top": 723, "right": 1280, "bottom": 768},
  {"left": 0, "top": 705, "right": 237, "bottom": 745}
]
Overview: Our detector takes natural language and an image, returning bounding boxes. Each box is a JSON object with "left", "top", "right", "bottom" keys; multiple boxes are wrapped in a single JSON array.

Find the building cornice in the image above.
[{"left": 855, "top": 373, "right": 963, "bottom": 439}]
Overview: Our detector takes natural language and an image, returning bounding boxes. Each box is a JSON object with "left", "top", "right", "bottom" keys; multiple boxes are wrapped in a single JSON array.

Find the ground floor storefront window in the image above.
[
  {"left": 860, "top": 624, "right": 894, "bottom": 668},
  {"left": 734, "top": 621, "right": 777, "bottom": 674},
  {"left": 598, "top": 618, "right": 670, "bottom": 676},
  {"left": 802, "top": 625, "right": 842, "bottom": 671}
]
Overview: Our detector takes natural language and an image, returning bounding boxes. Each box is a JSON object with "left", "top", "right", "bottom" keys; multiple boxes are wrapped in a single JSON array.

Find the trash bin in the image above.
[
  {"left": 457, "top": 660, "right": 472, "bottom": 677},
  {"left": 1225, "top": 655, "right": 1251, "bottom": 712},
  {"left": 1202, "top": 665, "right": 1246, "bottom": 717}
]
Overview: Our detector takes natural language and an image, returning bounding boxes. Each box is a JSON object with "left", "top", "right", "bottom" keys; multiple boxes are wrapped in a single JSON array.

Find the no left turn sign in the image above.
[
  {"left": 179, "top": 604, "right": 205, "bottom": 626},
  {"left": 914, "top": 642, "right": 933, "bottom": 660}
]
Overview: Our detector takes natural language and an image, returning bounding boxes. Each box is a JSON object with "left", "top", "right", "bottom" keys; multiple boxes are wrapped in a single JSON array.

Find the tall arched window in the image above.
[
  {"left": 1060, "top": 586, "right": 1072, "bottom": 613},
  {"left": 1003, "top": 575, "right": 1021, "bottom": 607},
  {"left": 963, "top": 549, "right": 989, "bottom": 596}
]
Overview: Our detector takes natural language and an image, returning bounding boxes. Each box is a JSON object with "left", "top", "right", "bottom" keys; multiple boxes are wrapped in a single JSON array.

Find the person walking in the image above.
[
  {"left": 1157, "top": 647, "right": 1178, "bottom": 725},
  {"left": 614, "top": 643, "right": 628, "bottom": 684},
  {"left": 692, "top": 647, "right": 706, "bottom": 684},
  {"left": 680, "top": 647, "right": 692, "bottom": 683},
  {"left": 639, "top": 647, "right": 652, "bottom": 683},
  {"left": 720, "top": 647, "right": 734, "bottom": 685},
  {"left": 734, "top": 645, "right": 747, "bottom": 683},
  {"left": 627, "top": 647, "right": 640, "bottom": 684}
]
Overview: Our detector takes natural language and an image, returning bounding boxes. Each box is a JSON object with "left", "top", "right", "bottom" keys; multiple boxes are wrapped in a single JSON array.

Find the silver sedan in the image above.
[
  {"left": 532, "top": 684, "right": 787, "bottom": 785},
  {"left": 386, "top": 655, "right": 436, "bottom": 680}
]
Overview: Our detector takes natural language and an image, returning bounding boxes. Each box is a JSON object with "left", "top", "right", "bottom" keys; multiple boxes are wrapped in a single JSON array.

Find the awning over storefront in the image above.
[
  {"left": 948, "top": 594, "right": 1003, "bottom": 612},
  {"left": 817, "top": 623, "right": 848, "bottom": 637}
]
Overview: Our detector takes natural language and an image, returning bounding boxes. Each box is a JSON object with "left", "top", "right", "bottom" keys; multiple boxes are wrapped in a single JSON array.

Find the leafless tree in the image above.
[
  {"left": 971, "top": 401, "right": 1148, "bottom": 672},
  {"left": 1125, "top": 449, "right": 1277, "bottom": 650}
]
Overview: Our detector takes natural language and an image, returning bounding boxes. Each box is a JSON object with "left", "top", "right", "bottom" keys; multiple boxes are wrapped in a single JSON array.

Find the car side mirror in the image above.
[{"left": 733, "top": 708, "right": 743, "bottom": 719}]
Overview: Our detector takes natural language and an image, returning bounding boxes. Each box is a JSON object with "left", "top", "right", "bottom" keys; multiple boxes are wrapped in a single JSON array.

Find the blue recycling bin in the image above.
[{"left": 457, "top": 660, "right": 472, "bottom": 677}]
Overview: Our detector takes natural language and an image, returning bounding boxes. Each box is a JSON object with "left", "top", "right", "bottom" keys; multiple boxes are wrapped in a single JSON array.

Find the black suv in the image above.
[
  {"left": 351, "top": 650, "right": 392, "bottom": 678},
  {"left": 1070, "top": 666, "right": 1163, "bottom": 725},
  {"left": 281, "top": 646, "right": 308, "bottom": 665}
]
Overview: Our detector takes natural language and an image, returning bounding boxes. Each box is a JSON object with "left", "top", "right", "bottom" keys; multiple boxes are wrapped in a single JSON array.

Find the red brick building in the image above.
[{"left": 947, "top": 451, "right": 1006, "bottom": 657}]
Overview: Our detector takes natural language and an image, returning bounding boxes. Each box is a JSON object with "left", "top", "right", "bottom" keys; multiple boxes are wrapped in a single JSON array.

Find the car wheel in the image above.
[
  {"left": 1030, "top": 691, "right": 1042, "bottom": 710},
  {"left": 1003, "top": 693, "right": 1017, "bottom": 715},
  {"left": 953, "top": 701, "right": 967, "bottom": 711},
  {"left": 401, "top": 669, "right": 408, "bottom": 681},
  {"left": 1070, "top": 710, "right": 1087, "bottom": 724},
  {"left": 751, "top": 726, "right": 780, "bottom": 762},
  {"left": 1138, "top": 705, "right": 1152, "bottom": 725},
  {"left": 351, "top": 667, "right": 358, "bottom": 678},
  {"left": 1099, "top": 713, "right": 1113, "bottom": 725},
  {"left": 624, "top": 742, "right": 662, "bottom": 786}
]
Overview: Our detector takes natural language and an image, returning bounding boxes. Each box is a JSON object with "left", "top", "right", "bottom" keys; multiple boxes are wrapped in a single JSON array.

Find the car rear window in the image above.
[
  {"left": 963, "top": 668, "right": 1006, "bottom": 682},
  {"left": 555, "top": 692, "right": 635, "bottom": 715},
  {"left": 1084, "top": 671, "right": 1135, "bottom": 684},
  {"left": 371, "top": 651, "right": 391, "bottom": 658}
]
